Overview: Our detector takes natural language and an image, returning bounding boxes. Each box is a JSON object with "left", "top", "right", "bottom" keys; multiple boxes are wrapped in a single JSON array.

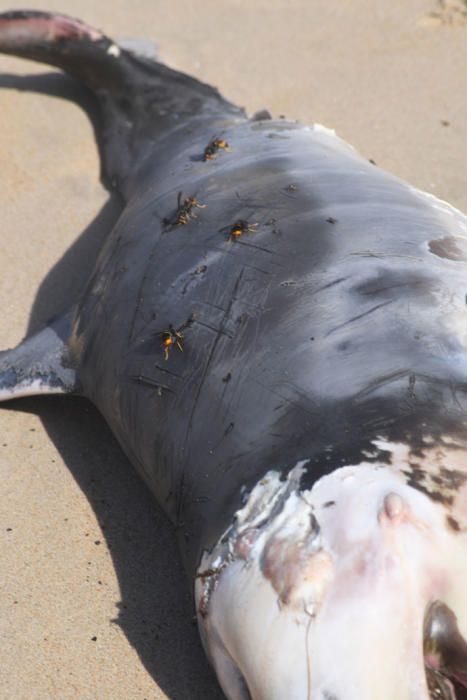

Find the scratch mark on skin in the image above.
[
  {"left": 219, "top": 445, "right": 264, "bottom": 473},
  {"left": 234, "top": 190, "right": 287, "bottom": 212},
  {"left": 234, "top": 239, "right": 279, "bottom": 256},
  {"left": 124, "top": 311, "right": 157, "bottom": 353},
  {"left": 231, "top": 298, "right": 271, "bottom": 313},
  {"left": 191, "top": 299, "right": 227, "bottom": 313},
  {"left": 350, "top": 251, "right": 424, "bottom": 262},
  {"left": 194, "top": 319, "right": 234, "bottom": 339},
  {"left": 242, "top": 263, "right": 271, "bottom": 275},
  {"left": 210, "top": 421, "right": 236, "bottom": 452},
  {"left": 449, "top": 380, "right": 467, "bottom": 414},
  {"left": 353, "top": 369, "right": 415, "bottom": 401},
  {"left": 189, "top": 269, "right": 244, "bottom": 426},
  {"left": 176, "top": 270, "right": 245, "bottom": 524},
  {"left": 127, "top": 235, "right": 161, "bottom": 346},
  {"left": 153, "top": 364, "right": 183, "bottom": 379},
  {"left": 325, "top": 300, "right": 393, "bottom": 337},
  {"left": 354, "top": 369, "right": 467, "bottom": 403},
  {"left": 178, "top": 242, "right": 284, "bottom": 269},
  {"left": 129, "top": 374, "right": 175, "bottom": 394},
  {"left": 252, "top": 379, "right": 319, "bottom": 418},
  {"left": 312, "top": 276, "right": 349, "bottom": 294}
]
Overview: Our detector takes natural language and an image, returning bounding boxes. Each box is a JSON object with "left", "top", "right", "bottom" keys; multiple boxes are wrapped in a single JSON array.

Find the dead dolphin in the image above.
[{"left": 1, "top": 10, "right": 467, "bottom": 700}]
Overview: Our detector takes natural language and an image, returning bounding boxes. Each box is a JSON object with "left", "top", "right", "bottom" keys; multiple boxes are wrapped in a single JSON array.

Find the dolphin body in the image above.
[{"left": 1, "top": 10, "right": 467, "bottom": 699}]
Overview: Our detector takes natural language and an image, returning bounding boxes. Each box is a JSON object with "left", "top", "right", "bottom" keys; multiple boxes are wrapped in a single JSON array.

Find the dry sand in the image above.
[{"left": 1, "top": 1, "right": 467, "bottom": 698}]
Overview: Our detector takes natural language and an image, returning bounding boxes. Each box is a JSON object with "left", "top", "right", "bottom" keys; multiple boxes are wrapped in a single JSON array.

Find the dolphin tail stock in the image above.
[
  {"left": 0, "top": 10, "right": 243, "bottom": 196},
  {"left": 0, "top": 312, "right": 78, "bottom": 402}
]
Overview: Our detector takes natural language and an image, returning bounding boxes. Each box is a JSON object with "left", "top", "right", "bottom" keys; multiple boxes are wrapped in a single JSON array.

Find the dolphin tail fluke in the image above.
[
  {"left": 0, "top": 312, "right": 78, "bottom": 402},
  {"left": 0, "top": 11, "right": 133, "bottom": 92},
  {"left": 0, "top": 10, "right": 242, "bottom": 196}
]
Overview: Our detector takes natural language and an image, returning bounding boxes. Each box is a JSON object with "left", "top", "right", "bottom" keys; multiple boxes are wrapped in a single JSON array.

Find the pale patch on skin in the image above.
[
  {"left": 0, "top": 14, "right": 103, "bottom": 45},
  {"left": 196, "top": 450, "right": 467, "bottom": 699},
  {"left": 426, "top": 283, "right": 467, "bottom": 354},
  {"left": 0, "top": 377, "right": 67, "bottom": 401},
  {"left": 107, "top": 43, "right": 121, "bottom": 57}
]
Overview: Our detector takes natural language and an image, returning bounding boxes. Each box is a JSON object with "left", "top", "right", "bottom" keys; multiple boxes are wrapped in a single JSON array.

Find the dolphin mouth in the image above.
[
  {"left": 424, "top": 601, "right": 467, "bottom": 699},
  {"left": 425, "top": 667, "right": 457, "bottom": 700}
]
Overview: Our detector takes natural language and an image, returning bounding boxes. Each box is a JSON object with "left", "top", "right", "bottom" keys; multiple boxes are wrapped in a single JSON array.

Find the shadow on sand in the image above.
[{"left": 0, "top": 71, "right": 223, "bottom": 699}]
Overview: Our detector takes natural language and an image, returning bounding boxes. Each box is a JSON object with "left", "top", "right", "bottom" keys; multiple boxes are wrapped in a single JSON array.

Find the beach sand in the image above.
[{"left": 1, "top": 1, "right": 467, "bottom": 698}]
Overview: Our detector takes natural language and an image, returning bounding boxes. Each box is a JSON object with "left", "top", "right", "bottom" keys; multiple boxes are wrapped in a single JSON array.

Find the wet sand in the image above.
[{"left": 1, "top": 1, "right": 467, "bottom": 698}]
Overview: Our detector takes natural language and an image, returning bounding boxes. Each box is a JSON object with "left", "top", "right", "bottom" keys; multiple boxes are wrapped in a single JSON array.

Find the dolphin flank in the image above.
[{"left": 1, "top": 10, "right": 467, "bottom": 699}]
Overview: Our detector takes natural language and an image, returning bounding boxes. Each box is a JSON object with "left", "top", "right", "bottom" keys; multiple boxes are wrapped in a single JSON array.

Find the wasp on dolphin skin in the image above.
[
  {"left": 1, "top": 10, "right": 467, "bottom": 700},
  {"left": 222, "top": 219, "right": 259, "bottom": 241},
  {"left": 164, "top": 191, "right": 206, "bottom": 228},
  {"left": 160, "top": 324, "right": 184, "bottom": 361},
  {"left": 202, "top": 137, "right": 230, "bottom": 161}
]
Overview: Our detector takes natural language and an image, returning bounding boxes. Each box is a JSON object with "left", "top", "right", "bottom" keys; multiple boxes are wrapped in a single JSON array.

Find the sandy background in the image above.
[{"left": 1, "top": 1, "right": 467, "bottom": 698}]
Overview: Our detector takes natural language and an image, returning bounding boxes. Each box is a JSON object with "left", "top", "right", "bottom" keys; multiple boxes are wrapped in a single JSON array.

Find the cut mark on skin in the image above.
[
  {"left": 233, "top": 239, "right": 277, "bottom": 255},
  {"left": 177, "top": 270, "right": 245, "bottom": 523},
  {"left": 251, "top": 379, "right": 319, "bottom": 419},
  {"left": 153, "top": 364, "right": 183, "bottom": 379},
  {"left": 350, "top": 251, "right": 424, "bottom": 262},
  {"left": 194, "top": 319, "right": 234, "bottom": 340},
  {"left": 129, "top": 374, "right": 175, "bottom": 394},
  {"left": 325, "top": 300, "right": 393, "bottom": 337}
]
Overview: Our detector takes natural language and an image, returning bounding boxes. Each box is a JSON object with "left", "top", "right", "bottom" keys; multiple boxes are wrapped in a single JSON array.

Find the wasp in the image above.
[
  {"left": 166, "top": 191, "right": 205, "bottom": 227},
  {"left": 176, "top": 192, "right": 206, "bottom": 225},
  {"left": 160, "top": 324, "right": 184, "bottom": 360},
  {"left": 226, "top": 219, "right": 258, "bottom": 241},
  {"left": 202, "top": 138, "right": 230, "bottom": 161}
]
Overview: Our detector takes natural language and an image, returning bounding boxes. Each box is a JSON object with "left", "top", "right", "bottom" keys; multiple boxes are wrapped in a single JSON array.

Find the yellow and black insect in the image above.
[
  {"left": 202, "top": 138, "right": 230, "bottom": 161},
  {"left": 226, "top": 219, "right": 258, "bottom": 241},
  {"left": 160, "top": 324, "right": 184, "bottom": 361},
  {"left": 168, "top": 191, "right": 205, "bottom": 227}
]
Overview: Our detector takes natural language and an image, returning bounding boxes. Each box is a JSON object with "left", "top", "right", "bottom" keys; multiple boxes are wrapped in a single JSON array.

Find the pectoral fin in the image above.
[{"left": 0, "top": 312, "right": 78, "bottom": 402}]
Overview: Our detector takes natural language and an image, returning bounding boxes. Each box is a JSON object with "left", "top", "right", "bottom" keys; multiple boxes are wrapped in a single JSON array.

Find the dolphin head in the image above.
[{"left": 195, "top": 459, "right": 467, "bottom": 699}]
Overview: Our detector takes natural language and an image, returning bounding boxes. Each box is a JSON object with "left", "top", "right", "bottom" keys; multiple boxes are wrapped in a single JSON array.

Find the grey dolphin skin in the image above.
[{"left": 2, "top": 10, "right": 467, "bottom": 700}]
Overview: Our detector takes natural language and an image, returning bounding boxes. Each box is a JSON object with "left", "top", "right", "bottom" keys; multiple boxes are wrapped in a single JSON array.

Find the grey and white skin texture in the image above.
[{"left": 1, "top": 10, "right": 467, "bottom": 700}]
